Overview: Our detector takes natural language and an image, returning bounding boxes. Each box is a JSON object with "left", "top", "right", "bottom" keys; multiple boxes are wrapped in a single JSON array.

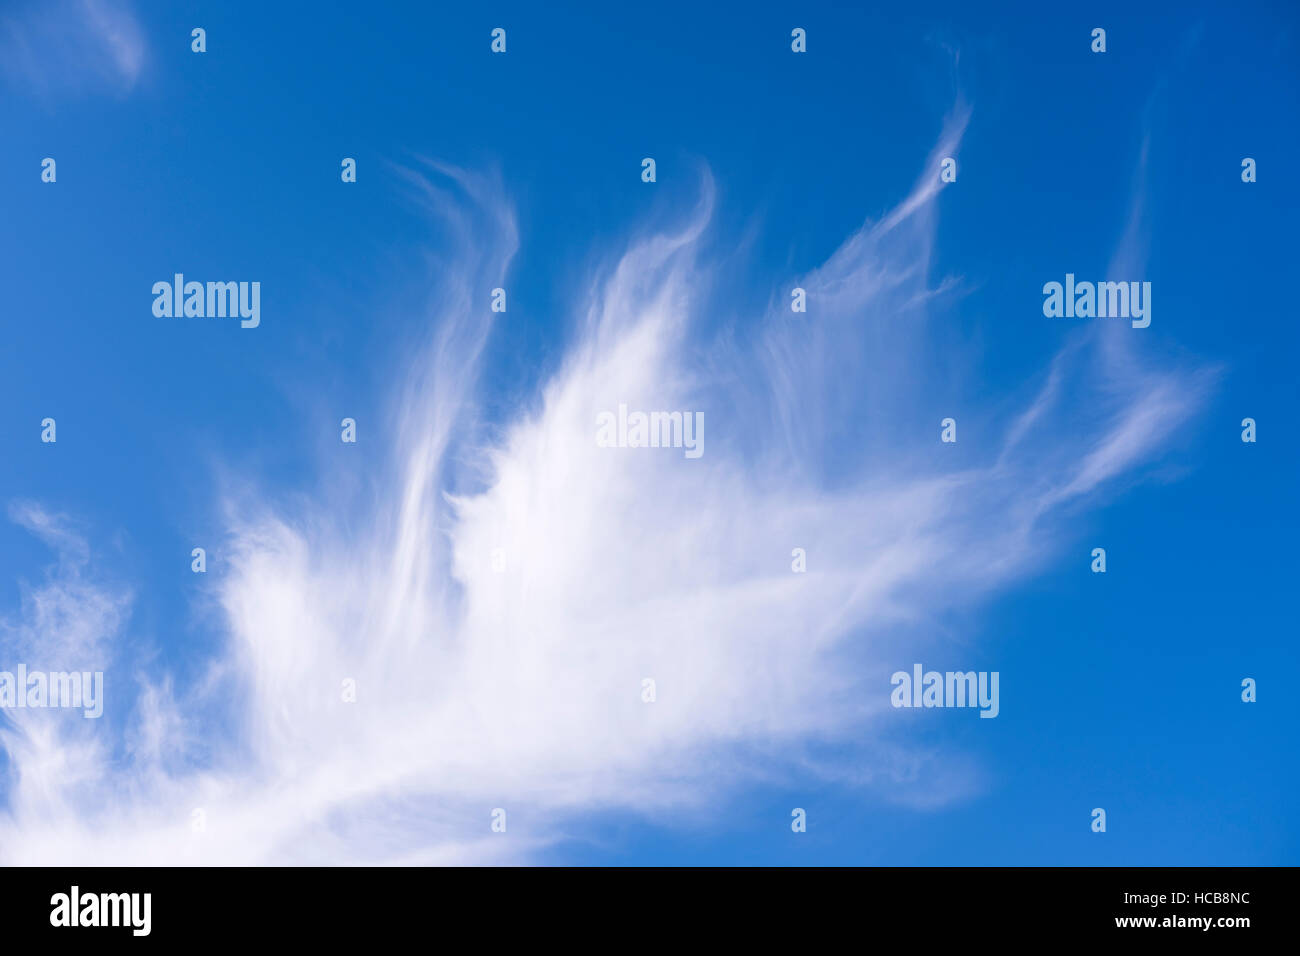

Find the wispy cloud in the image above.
[
  {"left": 0, "top": 110, "right": 1212, "bottom": 864},
  {"left": 0, "top": 0, "right": 145, "bottom": 101}
]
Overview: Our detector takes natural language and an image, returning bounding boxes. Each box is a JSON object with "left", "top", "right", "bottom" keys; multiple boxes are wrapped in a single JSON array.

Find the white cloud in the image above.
[
  {"left": 0, "top": 115, "right": 1211, "bottom": 864},
  {"left": 0, "top": 0, "right": 145, "bottom": 100}
]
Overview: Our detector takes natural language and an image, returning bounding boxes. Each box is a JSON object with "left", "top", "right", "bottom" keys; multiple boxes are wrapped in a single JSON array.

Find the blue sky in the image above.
[{"left": 0, "top": 0, "right": 1296, "bottom": 865}]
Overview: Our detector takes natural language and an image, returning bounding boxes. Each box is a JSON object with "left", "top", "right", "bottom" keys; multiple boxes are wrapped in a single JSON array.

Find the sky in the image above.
[{"left": 0, "top": 0, "right": 1296, "bottom": 866}]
